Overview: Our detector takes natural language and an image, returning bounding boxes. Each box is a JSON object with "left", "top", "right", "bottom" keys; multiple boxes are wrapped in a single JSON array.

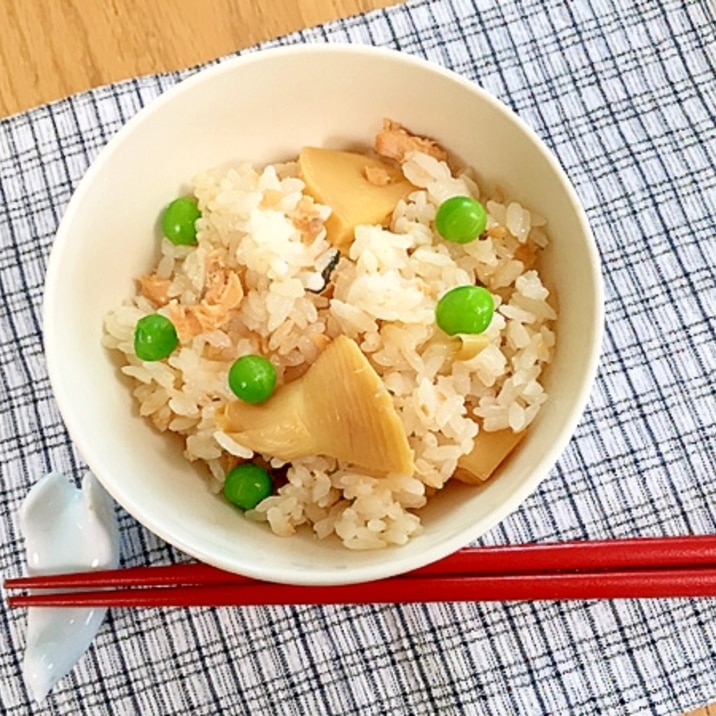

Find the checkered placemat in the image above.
[{"left": 1, "top": 0, "right": 715, "bottom": 714}]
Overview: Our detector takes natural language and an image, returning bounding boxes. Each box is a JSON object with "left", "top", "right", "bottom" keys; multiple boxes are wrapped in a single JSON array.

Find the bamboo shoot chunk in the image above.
[
  {"left": 217, "top": 336, "right": 414, "bottom": 476},
  {"left": 453, "top": 428, "right": 526, "bottom": 484},
  {"left": 298, "top": 147, "right": 415, "bottom": 253},
  {"left": 454, "top": 333, "right": 491, "bottom": 361}
]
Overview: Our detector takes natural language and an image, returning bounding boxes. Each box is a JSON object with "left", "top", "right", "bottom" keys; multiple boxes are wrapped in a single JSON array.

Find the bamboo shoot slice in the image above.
[
  {"left": 298, "top": 147, "right": 415, "bottom": 253},
  {"left": 453, "top": 428, "right": 526, "bottom": 484},
  {"left": 217, "top": 336, "right": 414, "bottom": 476}
]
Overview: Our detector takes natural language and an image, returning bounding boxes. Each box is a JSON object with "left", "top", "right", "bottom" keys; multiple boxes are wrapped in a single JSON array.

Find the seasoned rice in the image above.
[{"left": 102, "top": 139, "right": 557, "bottom": 550}]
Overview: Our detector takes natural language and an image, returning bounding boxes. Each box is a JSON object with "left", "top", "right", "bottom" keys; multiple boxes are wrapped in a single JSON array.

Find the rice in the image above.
[{"left": 102, "top": 134, "right": 557, "bottom": 550}]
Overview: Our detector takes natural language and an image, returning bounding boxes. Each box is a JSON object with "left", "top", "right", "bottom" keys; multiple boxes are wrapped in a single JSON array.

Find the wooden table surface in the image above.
[
  {"left": 0, "top": 0, "right": 399, "bottom": 117},
  {"left": 0, "top": 1, "right": 714, "bottom": 714}
]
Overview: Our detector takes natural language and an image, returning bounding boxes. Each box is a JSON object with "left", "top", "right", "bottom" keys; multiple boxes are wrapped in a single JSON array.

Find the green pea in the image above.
[
  {"left": 223, "top": 463, "right": 273, "bottom": 510},
  {"left": 228, "top": 355, "right": 277, "bottom": 403},
  {"left": 134, "top": 314, "right": 179, "bottom": 361},
  {"left": 161, "top": 196, "right": 201, "bottom": 246},
  {"left": 435, "top": 196, "right": 487, "bottom": 244},
  {"left": 435, "top": 285, "right": 494, "bottom": 335}
]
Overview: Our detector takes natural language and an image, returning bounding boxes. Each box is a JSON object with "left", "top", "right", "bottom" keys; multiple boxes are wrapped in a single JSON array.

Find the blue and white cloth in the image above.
[{"left": 1, "top": 1, "right": 715, "bottom": 713}]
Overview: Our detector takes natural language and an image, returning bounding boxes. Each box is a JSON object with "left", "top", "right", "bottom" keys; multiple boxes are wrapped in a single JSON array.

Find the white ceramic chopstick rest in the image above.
[{"left": 18, "top": 471, "right": 119, "bottom": 701}]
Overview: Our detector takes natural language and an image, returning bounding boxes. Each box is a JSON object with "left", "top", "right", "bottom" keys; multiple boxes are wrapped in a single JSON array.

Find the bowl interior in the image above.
[{"left": 44, "top": 46, "right": 603, "bottom": 585}]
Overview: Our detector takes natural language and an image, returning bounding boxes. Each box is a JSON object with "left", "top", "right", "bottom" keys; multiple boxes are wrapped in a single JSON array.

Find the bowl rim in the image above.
[{"left": 43, "top": 43, "right": 605, "bottom": 584}]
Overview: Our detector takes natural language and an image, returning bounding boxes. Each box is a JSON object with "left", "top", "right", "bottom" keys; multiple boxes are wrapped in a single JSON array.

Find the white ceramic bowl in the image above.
[{"left": 43, "top": 45, "right": 603, "bottom": 585}]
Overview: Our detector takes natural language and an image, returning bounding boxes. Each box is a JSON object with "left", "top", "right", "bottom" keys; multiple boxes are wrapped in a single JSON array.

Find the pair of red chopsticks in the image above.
[{"left": 7, "top": 535, "right": 716, "bottom": 608}]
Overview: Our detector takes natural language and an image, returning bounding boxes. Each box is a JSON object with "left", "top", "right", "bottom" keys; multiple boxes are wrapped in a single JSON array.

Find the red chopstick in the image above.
[
  {"left": 10, "top": 569, "right": 716, "bottom": 607},
  {"left": 7, "top": 535, "right": 716, "bottom": 607},
  {"left": 3, "top": 562, "right": 245, "bottom": 590}
]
